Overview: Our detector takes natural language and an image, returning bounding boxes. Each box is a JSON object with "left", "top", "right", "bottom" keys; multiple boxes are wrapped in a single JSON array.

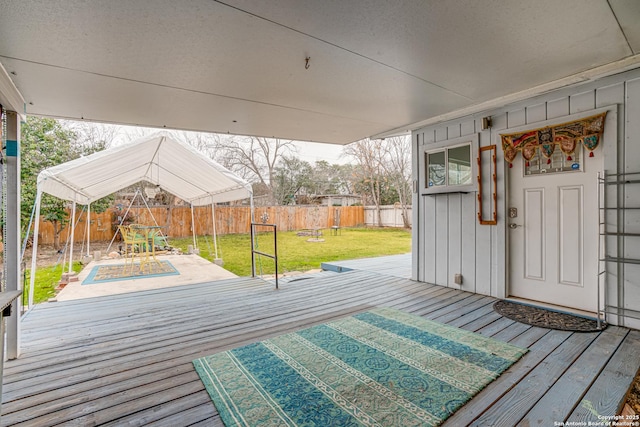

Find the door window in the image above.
[{"left": 525, "top": 146, "right": 582, "bottom": 175}]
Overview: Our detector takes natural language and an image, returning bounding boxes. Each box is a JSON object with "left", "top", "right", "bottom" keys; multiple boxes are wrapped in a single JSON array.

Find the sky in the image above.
[
  {"left": 72, "top": 120, "right": 349, "bottom": 165},
  {"left": 290, "top": 140, "right": 346, "bottom": 164}
]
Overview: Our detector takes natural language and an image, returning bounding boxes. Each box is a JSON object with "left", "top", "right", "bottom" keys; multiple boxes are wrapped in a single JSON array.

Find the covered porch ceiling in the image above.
[{"left": 1, "top": 0, "right": 640, "bottom": 145}]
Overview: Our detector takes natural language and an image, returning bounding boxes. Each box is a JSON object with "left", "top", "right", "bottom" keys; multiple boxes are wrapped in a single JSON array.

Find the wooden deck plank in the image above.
[
  {"left": 2, "top": 274, "right": 462, "bottom": 424},
  {"left": 490, "top": 321, "right": 532, "bottom": 343},
  {"left": 474, "top": 316, "right": 516, "bottom": 338},
  {"left": 17, "top": 278, "right": 396, "bottom": 354},
  {"left": 508, "top": 326, "right": 554, "bottom": 349},
  {"left": 9, "top": 283, "right": 429, "bottom": 372},
  {"left": 458, "top": 310, "right": 504, "bottom": 332},
  {"left": 2, "top": 364, "right": 196, "bottom": 421},
  {"left": 445, "top": 300, "right": 498, "bottom": 328},
  {"left": 469, "top": 331, "right": 600, "bottom": 426},
  {"left": 412, "top": 292, "right": 484, "bottom": 319},
  {"left": 2, "top": 267, "right": 638, "bottom": 427},
  {"left": 442, "top": 329, "right": 566, "bottom": 426},
  {"left": 8, "top": 273, "right": 423, "bottom": 370},
  {"left": 521, "top": 326, "right": 629, "bottom": 425},
  {"left": 101, "top": 390, "right": 212, "bottom": 427},
  {"left": 7, "top": 299, "right": 399, "bottom": 400},
  {"left": 321, "top": 253, "right": 411, "bottom": 278},
  {"left": 144, "top": 402, "right": 219, "bottom": 427},
  {"left": 186, "top": 416, "right": 224, "bottom": 427},
  {"left": 55, "top": 381, "right": 205, "bottom": 427},
  {"left": 567, "top": 329, "right": 640, "bottom": 423},
  {"left": 7, "top": 373, "right": 201, "bottom": 426},
  {"left": 425, "top": 294, "right": 492, "bottom": 322}
]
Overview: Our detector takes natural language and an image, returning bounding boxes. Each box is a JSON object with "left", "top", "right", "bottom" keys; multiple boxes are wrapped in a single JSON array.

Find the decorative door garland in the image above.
[{"left": 500, "top": 112, "right": 607, "bottom": 167}]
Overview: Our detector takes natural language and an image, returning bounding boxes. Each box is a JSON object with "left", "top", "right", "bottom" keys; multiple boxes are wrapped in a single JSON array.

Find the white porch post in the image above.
[
  {"left": 190, "top": 203, "right": 197, "bottom": 249},
  {"left": 28, "top": 190, "right": 42, "bottom": 310},
  {"left": 210, "top": 197, "right": 219, "bottom": 259},
  {"left": 86, "top": 203, "right": 91, "bottom": 256},
  {"left": 5, "top": 110, "right": 21, "bottom": 359},
  {"left": 68, "top": 201, "right": 76, "bottom": 274},
  {"left": 250, "top": 195, "right": 255, "bottom": 277}
]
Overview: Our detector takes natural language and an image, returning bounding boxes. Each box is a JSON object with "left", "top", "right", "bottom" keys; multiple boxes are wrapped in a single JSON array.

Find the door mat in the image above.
[
  {"left": 493, "top": 300, "right": 606, "bottom": 332},
  {"left": 193, "top": 307, "right": 527, "bottom": 426}
]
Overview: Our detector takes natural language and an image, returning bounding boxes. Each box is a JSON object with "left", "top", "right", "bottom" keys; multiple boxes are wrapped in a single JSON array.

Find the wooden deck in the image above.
[
  {"left": 321, "top": 253, "right": 412, "bottom": 278},
  {"left": 2, "top": 268, "right": 639, "bottom": 426}
]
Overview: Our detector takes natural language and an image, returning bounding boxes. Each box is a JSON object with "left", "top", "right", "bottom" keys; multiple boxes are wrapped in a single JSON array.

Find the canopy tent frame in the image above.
[
  {"left": 26, "top": 132, "right": 253, "bottom": 310},
  {"left": 105, "top": 188, "right": 169, "bottom": 255}
]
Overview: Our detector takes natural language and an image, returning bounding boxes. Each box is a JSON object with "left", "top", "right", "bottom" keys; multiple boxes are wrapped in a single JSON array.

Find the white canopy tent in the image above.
[{"left": 28, "top": 132, "right": 253, "bottom": 308}]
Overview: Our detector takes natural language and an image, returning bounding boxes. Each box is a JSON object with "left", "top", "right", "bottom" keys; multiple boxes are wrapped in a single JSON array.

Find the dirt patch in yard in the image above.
[
  {"left": 623, "top": 370, "right": 640, "bottom": 416},
  {"left": 6, "top": 241, "right": 118, "bottom": 268}
]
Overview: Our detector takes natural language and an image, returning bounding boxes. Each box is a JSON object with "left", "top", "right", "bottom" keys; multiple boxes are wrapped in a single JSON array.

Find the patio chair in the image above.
[{"left": 118, "top": 225, "right": 148, "bottom": 273}]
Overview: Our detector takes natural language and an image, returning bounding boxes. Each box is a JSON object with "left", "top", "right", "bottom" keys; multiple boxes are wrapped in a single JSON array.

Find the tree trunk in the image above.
[
  {"left": 398, "top": 193, "right": 411, "bottom": 229},
  {"left": 401, "top": 206, "right": 411, "bottom": 229},
  {"left": 368, "top": 179, "right": 383, "bottom": 227},
  {"left": 52, "top": 220, "right": 61, "bottom": 250}
]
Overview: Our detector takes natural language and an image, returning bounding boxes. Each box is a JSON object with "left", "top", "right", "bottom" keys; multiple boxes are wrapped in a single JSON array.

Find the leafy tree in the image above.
[
  {"left": 21, "top": 117, "right": 113, "bottom": 249},
  {"left": 272, "top": 156, "right": 313, "bottom": 205},
  {"left": 307, "top": 161, "right": 354, "bottom": 196}
]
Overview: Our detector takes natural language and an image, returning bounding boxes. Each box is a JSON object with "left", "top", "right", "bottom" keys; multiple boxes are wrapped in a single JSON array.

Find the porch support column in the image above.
[
  {"left": 190, "top": 203, "right": 197, "bottom": 249},
  {"left": 68, "top": 201, "right": 76, "bottom": 274},
  {"left": 210, "top": 197, "right": 219, "bottom": 260},
  {"left": 86, "top": 203, "right": 91, "bottom": 256},
  {"left": 28, "top": 190, "right": 42, "bottom": 310},
  {"left": 5, "top": 110, "right": 21, "bottom": 359}
]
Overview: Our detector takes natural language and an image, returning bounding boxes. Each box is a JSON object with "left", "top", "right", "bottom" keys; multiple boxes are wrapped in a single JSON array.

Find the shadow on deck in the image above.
[{"left": 2, "top": 265, "right": 639, "bottom": 426}]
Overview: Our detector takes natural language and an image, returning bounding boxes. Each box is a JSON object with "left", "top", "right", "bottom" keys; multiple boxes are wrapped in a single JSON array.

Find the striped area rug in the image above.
[{"left": 193, "top": 307, "right": 527, "bottom": 426}]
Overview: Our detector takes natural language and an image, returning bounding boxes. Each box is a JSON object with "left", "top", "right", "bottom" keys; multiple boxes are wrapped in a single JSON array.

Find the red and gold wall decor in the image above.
[{"left": 500, "top": 112, "right": 607, "bottom": 167}]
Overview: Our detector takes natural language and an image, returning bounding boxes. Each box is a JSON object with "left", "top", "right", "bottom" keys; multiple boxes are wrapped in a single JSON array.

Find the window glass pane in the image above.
[
  {"left": 525, "top": 146, "right": 581, "bottom": 175},
  {"left": 427, "top": 151, "right": 446, "bottom": 187},
  {"left": 448, "top": 145, "right": 472, "bottom": 185}
]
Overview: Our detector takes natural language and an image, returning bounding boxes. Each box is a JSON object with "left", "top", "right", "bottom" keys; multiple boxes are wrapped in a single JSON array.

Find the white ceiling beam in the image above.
[{"left": 0, "top": 61, "right": 25, "bottom": 118}]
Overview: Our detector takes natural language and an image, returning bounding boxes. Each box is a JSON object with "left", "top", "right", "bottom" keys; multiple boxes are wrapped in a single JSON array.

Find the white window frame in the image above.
[{"left": 420, "top": 134, "right": 479, "bottom": 195}]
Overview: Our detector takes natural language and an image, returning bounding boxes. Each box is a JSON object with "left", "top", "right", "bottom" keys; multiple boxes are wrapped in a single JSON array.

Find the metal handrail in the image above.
[{"left": 250, "top": 223, "right": 278, "bottom": 289}]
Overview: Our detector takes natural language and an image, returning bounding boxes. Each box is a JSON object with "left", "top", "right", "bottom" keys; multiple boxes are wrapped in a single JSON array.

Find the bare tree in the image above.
[
  {"left": 343, "top": 138, "right": 386, "bottom": 226},
  {"left": 170, "top": 130, "right": 230, "bottom": 164},
  {"left": 344, "top": 136, "right": 412, "bottom": 228},
  {"left": 216, "top": 136, "right": 296, "bottom": 204},
  {"left": 381, "top": 135, "right": 412, "bottom": 228},
  {"left": 62, "top": 120, "right": 120, "bottom": 150}
]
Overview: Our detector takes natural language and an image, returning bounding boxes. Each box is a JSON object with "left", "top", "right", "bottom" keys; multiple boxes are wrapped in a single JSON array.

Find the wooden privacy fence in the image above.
[{"left": 35, "top": 205, "right": 365, "bottom": 245}]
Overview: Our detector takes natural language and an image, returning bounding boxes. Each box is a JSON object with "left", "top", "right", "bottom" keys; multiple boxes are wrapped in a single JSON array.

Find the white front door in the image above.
[{"left": 508, "top": 147, "right": 599, "bottom": 312}]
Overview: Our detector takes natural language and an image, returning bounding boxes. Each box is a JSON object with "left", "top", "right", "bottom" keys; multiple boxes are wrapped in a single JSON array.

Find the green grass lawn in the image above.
[
  {"left": 24, "top": 262, "right": 83, "bottom": 306},
  {"left": 25, "top": 227, "right": 410, "bottom": 305},
  {"left": 172, "top": 227, "right": 411, "bottom": 277}
]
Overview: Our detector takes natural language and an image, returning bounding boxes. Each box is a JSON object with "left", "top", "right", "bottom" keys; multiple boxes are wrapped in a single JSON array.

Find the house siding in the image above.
[{"left": 412, "top": 67, "right": 640, "bottom": 329}]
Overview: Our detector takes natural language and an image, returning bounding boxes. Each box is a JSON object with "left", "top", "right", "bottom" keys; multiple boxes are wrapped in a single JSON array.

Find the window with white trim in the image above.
[{"left": 421, "top": 135, "right": 477, "bottom": 194}]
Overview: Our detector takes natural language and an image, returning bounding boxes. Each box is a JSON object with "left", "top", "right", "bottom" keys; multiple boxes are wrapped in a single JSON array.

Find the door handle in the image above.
[{"left": 509, "top": 223, "right": 522, "bottom": 229}]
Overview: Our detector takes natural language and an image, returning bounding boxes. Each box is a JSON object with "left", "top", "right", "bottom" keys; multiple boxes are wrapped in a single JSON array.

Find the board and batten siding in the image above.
[{"left": 412, "top": 67, "right": 640, "bottom": 329}]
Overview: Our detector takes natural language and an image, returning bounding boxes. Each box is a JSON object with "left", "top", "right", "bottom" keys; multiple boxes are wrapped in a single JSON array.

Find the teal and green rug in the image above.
[
  {"left": 193, "top": 307, "right": 527, "bottom": 426},
  {"left": 82, "top": 260, "right": 179, "bottom": 285}
]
